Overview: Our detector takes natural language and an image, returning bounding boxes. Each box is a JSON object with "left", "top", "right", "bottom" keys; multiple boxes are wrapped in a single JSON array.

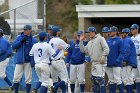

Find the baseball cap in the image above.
[
  {"left": 122, "top": 28, "right": 130, "bottom": 33},
  {"left": 47, "top": 25, "right": 54, "bottom": 30},
  {"left": 130, "top": 24, "right": 139, "bottom": 29},
  {"left": 77, "top": 30, "right": 84, "bottom": 36},
  {"left": 109, "top": 26, "right": 118, "bottom": 32},
  {"left": 52, "top": 26, "right": 61, "bottom": 32},
  {"left": 39, "top": 31, "right": 47, "bottom": 38},
  {"left": 102, "top": 27, "right": 109, "bottom": 33},
  {"left": 87, "top": 26, "right": 96, "bottom": 33},
  {"left": 24, "top": 24, "right": 32, "bottom": 30}
]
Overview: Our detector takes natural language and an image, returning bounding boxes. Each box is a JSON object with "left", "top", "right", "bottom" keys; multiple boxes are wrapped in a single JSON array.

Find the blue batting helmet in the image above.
[
  {"left": 77, "top": 30, "right": 84, "bottom": 36},
  {"left": 130, "top": 24, "right": 139, "bottom": 29},
  {"left": 109, "top": 26, "right": 118, "bottom": 32},
  {"left": 102, "top": 27, "right": 109, "bottom": 33},
  {"left": 87, "top": 27, "right": 96, "bottom": 33},
  {"left": 39, "top": 31, "right": 47, "bottom": 38},
  {"left": 122, "top": 28, "right": 130, "bottom": 33},
  {"left": 52, "top": 26, "right": 61, "bottom": 32},
  {"left": 47, "top": 25, "right": 54, "bottom": 30}
]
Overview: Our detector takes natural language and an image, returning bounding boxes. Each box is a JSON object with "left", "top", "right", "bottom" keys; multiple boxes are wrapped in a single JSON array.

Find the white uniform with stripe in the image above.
[
  {"left": 29, "top": 42, "right": 55, "bottom": 87},
  {"left": 49, "top": 37, "right": 69, "bottom": 83},
  {"left": 131, "top": 34, "right": 140, "bottom": 83}
]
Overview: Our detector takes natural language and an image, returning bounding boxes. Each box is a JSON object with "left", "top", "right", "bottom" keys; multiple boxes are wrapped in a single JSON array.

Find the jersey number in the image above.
[{"left": 38, "top": 48, "right": 42, "bottom": 57}]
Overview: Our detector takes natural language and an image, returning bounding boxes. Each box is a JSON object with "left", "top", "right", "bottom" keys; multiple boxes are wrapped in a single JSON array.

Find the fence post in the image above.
[
  {"left": 43, "top": 0, "right": 46, "bottom": 31},
  {"left": 13, "top": 9, "right": 16, "bottom": 38}
]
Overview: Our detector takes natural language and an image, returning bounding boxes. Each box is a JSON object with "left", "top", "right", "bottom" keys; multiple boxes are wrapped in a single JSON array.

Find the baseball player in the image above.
[
  {"left": 106, "top": 26, "right": 124, "bottom": 93},
  {"left": 66, "top": 30, "right": 87, "bottom": 93},
  {"left": 102, "top": 27, "right": 109, "bottom": 40},
  {"left": 0, "top": 29, "right": 13, "bottom": 89},
  {"left": 121, "top": 28, "right": 137, "bottom": 93},
  {"left": 30, "top": 31, "right": 57, "bottom": 93},
  {"left": 79, "top": 26, "right": 109, "bottom": 93},
  {"left": 130, "top": 24, "right": 140, "bottom": 93},
  {"left": 49, "top": 26, "right": 69, "bottom": 93},
  {"left": 12, "top": 24, "right": 37, "bottom": 93},
  {"left": 32, "top": 24, "right": 55, "bottom": 93}
]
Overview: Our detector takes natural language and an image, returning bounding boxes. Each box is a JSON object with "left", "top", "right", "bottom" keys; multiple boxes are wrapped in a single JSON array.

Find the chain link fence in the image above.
[
  {"left": 0, "top": 0, "right": 44, "bottom": 90},
  {"left": 0, "top": 0, "right": 44, "bottom": 40}
]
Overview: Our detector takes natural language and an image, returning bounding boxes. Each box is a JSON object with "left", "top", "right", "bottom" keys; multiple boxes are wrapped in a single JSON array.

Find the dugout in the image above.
[{"left": 76, "top": 4, "right": 140, "bottom": 92}]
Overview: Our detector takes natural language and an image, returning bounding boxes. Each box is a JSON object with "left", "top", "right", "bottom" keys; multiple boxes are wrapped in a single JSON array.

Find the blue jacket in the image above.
[
  {"left": 122, "top": 36, "right": 137, "bottom": 68},
  {"left": 12, "top": 33, "right": 37, "bottom": 64},
  {"left": 0, "top": 37, "right": 12, "bottom": 62},
  {"left": 107, "top": 36, "right": 124, "bottom": 67},
  {"left": 66, "top": 40, "right": 87, "bottom": 65}
]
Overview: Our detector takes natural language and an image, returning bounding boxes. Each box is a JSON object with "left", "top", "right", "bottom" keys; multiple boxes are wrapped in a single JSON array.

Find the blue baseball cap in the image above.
[
  {"left": 130, "top": 24, "right": 139, "bottom": 29},
  {"left": 39, "top": 31, "right": 47, "bottom": 38},
  {"left": 24, "top": 24, "right": 32, "bottom": 30},
  {"left": 122, "top": 28, "right": 130, "bottom": 33},
  {"left": 87, "top": 27, "right": 96, "bottom": 33},
  {"left": 77, "top": 30, "right": 84, "bottom": 36},
  {"left": 52, "top": 26, "right": 61, "bottom": 32},
  {"left": 109, "top": 26, "right": 118, "bottom": 32},
  {"left": 47, "top": 25, "right": 54, "bottom": 30},
  {"left": 102, "top": 27, "right": 109, "bottom": 33}
]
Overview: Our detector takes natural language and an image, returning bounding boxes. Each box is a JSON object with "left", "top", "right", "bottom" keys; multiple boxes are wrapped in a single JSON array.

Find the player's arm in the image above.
[
  {"left": 12, "top": 36, "right": 23, "bottom": 49},
  {"left": 0, "top": 40, "right": 7, "bottom": 55},
  {"left": 0, "top": 46, "right": 6, "bottom": 55},
  {"left": 29, "top": 45, "right": 35, "bottom": 67},
  {"left": 116, "top": 40, "right": 125, "bottom": 63},
  {"left": 59, "top": 39, "right": 69, "bottom": 50},
  {"left": 79, "top": 34, "right": 88, "bottom": 53},
  {"left": 100, "top": 37, "right": 110, "bottom": 56},
  {"left": 47, "top": 44, "right": 56, "bottom": 58}
]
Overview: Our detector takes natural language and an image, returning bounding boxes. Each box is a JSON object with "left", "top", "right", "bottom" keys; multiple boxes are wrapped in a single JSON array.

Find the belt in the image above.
[
  {"left": 52, "top": 58, "right": 61, "bottom": 61},
  {"left": 40, "top": 62, "right": 51, "bottom": 65}
]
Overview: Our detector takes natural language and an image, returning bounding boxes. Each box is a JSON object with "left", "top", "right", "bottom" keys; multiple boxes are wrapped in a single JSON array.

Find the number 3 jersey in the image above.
[
  {"left": 131, "top": 34, "right": 140, "bottom": 55},
  {"left": 29, "top": 42, "right": 55, "bottom": 64}
]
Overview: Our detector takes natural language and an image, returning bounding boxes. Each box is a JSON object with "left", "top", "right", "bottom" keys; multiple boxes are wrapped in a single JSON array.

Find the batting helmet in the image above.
[
  {"left": 47, "top": 25, "right": 54, "bottom": 30},
  {"left": 122, "top": 28, "right": 130, "bottom": 33},
  {"left": 130, "top": 24, "right": 139, "bottom": 29},
  {"left": 87, "top": 26, "right": 96, "bottom": 33},
  {"left": 102, "top": 27, "right": 109, "bottom": 33},
  {"left": 39, "top": 31, "right": 47, "bottom": 39},
  {"left": 77, "top": 30, "right": 84, "bottom": 36},
  {"left": 109, "top": 26, "right": 118, "bottom": 32},
  {"left": 52, "top": 26, "right": 61, "bottom": 32}
]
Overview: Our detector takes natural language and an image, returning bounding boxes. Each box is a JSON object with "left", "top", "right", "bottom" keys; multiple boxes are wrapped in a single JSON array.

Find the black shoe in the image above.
[
  {"left": 9, "top": 86, "right": 14, "bottom": 92},
  {"left": 31, "top": 89, "right": 37, "bottom": 93},
  {"left": 48, "top": 86, "right": 54, "bottom": 93}
]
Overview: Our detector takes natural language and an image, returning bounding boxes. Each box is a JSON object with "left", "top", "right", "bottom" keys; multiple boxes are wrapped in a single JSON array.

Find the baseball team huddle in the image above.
[{"left": 0, "top": 23, "right": 140, "bottom": 93}]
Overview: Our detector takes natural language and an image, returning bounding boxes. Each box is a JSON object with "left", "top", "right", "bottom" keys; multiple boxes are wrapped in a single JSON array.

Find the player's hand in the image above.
[
  {"left": 21, "top": 37, "right": 27, "bottom": 44},
  {"left": 80, "top": 34, "right": 85, "bottom": 41},
  {"left": 100, "top": 56, "right": 106, "bottom": 64}
]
